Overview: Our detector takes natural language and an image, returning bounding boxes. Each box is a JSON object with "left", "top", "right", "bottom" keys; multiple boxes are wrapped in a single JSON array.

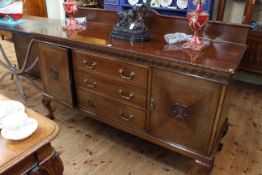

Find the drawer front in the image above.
[
  {"left": 73, "top": 50, "right": 148, "bottom": 88},
  {"left": 75, "top": 71, "right": 147, "bottom": 108},
  {"left": 77, "top": 89, "right": 146, "bottom": 131}
]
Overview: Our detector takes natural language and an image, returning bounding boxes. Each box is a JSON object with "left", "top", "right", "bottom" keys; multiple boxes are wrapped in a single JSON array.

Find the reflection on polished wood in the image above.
[
  {"left": 0, "top": 38, "right": 262, "bottom": 175},
  {"left": 0, "top": 11, "right": 249, "bottom": 73},
  {"left": 32, "top": 13, "right": 249, "bottom": 72}
]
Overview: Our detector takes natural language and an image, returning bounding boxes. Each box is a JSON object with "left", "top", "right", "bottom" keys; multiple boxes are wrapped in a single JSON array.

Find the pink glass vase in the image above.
[
  {"left": 183, "top": 2, "right": 209, "bottom": 51},
  {"left": 63, "top": 0, "right": 85, "bottom": 30}
]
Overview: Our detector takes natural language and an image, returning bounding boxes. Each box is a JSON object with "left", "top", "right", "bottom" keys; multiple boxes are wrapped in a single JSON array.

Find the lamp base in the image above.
[
  {"left": 111, "top": 28, "right": 150, "bottom": 42},
  {"left": 183, "top": 40, "right": 209, "bottom": 51}
]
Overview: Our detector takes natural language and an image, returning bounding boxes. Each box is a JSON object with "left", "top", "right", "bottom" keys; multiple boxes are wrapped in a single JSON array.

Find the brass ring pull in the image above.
[
  {"left": 85, "top": 99, "right": 97, "bottom": 107},
  {"left": 82, "top": 59, "right": 96, "bottom": 70},
  {"left": 118, "top": 111, "right": 133, "bottom": 122},
  {"left": 118, "top": 89, "right": 134, "bottom": 100},
  {"left": 83, "top": 79, "right": 97, "bottom": 88},
  {"left": 118, "top": 69, "right": 135, "bottom": 80}
]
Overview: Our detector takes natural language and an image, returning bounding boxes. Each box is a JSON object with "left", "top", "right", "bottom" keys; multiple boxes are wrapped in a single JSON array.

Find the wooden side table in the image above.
[{"left": 0, "top": 94, "right": 64, "bottom": 175}]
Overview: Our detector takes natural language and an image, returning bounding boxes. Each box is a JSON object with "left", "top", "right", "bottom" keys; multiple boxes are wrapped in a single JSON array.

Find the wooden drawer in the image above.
[
  {"left": 77, "top": 89, "right": 146, "bottom": 131},
  {"left": 73, "top": 50, "right": 148, "bottom": 88},
  {"left": 75, "top": 70, "right": 147, "bottom": 108}
]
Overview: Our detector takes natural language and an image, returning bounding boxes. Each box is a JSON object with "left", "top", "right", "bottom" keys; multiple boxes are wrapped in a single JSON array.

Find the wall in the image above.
[
  {"left": 223, "top": 0, "right": 246, "bottom": 23},
  {"left": 45, "top": 0, "right": 65, "bottom": 20},
  {"left": 252, "top": 1, "right": 262, "bottom": 22},
  {"left": 45, "top": 0, "right": 262, "bottom": 23},
  {"left": 213, "top": 0, "right": 262, "bottom": 24}
]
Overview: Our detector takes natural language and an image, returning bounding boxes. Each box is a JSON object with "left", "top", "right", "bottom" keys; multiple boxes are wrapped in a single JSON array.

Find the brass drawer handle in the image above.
[
  {"left": 118, "top": 111, "right": 133, "bottom": 122},
  {"left": 83, "top": 78, "right": 97, "bottom": 88},
  {"left": 85, "top": 99, "right": 97, "bottom": 107},
  {"left": 118, "top": 89, "right": 134, "bottom": 100},
  {"left": 118, "top": 69, "right": 135, "bottom": 80},
  {"left": 82, "top": 59, "right": 96, "bottom": 69}
]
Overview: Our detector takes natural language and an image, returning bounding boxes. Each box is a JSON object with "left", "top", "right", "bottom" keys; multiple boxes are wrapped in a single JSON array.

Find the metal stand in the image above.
[{"left": 0, "top": 39, "right": 42, "bottom": 101}]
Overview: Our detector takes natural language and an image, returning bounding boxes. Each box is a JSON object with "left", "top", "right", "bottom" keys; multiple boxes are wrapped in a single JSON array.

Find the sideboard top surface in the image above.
[
  {"left": 0, "top": 11, "right": 249, "bottom": 74},
  {"left": 32, "top": 22, "right": 247, "bottom": 74}
]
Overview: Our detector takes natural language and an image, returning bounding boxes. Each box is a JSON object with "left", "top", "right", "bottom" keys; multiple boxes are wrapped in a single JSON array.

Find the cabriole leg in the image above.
[{"left": 42, "top": 95, "right": 54, "bottom": 120}]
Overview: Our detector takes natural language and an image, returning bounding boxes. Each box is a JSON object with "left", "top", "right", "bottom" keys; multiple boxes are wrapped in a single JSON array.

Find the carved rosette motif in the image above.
[{"left": 172, "top": 102, "right": 189, "bottom": 120}]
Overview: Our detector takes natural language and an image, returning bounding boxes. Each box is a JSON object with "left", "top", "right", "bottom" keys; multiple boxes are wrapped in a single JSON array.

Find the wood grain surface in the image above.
[
  {"left": 0, "top": 39, "right": 261, "bottom": 174},
  {"left": 23, "top": 0, "right": 47, "bottom": 17}
]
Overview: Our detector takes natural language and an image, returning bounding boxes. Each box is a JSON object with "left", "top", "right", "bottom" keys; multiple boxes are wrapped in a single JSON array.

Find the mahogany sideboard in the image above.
[{"left": 0, "top": 9, "right": 249, "bottom": 169}]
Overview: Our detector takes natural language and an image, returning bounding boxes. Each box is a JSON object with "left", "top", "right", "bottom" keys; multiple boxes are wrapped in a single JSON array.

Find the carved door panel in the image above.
[
  {"left": 150, "top": 68, "right": 222, "bottom": 154},
  {"left": 38, "top": 42, "right": 74, "bottom": 106}
]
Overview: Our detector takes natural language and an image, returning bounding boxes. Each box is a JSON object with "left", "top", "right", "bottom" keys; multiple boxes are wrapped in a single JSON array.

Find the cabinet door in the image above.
[
  {"left": 150, "top": 68, "right": 222, "bottom": 154},
  {"left": 38, "top": 42, "right": 73, "bottom": 106}
]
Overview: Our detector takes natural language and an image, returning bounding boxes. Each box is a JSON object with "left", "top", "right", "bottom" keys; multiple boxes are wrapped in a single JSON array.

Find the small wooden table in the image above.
[{"left": 0, "top": 94, "right": 64, "bottom": 175}]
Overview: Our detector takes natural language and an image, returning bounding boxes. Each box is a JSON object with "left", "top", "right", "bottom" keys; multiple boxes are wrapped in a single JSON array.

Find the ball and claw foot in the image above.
[
  {"left": 195, "top": 159, "right": 213, "bottom": 171},
  {"left": 42, "top": 96, "right": 55, "bottom": 120}
]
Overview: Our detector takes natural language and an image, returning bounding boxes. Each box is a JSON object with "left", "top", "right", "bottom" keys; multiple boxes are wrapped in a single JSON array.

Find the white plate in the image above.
[
  {"left": 128, "top": 0, "right": 139, "bottom": 5},
  {"left": 159, "top": 0, "right": 172, "bottom": 7},
  {"left": 1, "top": 118, "right": 38, "bottom": 140},
  {"left": 177, "top": 0, "right": 188, "bottom": 9},
  {"left": 150, "top": 0, "right": 160, "bottom": 7},
  {"left": 0, "top": 100, "right": 25, "bottom": 119}
]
